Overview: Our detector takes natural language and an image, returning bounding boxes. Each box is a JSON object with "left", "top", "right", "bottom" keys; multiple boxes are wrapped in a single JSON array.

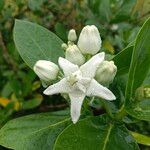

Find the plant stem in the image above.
[{"left": 115, "top": 104, "right": 127, "bottom": 120}]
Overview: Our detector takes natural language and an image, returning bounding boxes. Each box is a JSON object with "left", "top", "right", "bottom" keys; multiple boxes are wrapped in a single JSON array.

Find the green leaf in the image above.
[
  {"left": 125, "top": 18, "right": 150, "bottom": 120},
  {"left": 0, "top": 0, "right": 4, "bottom": 12},
  {"left": 126, "top": 99, "right": 150, "bottom": 121},
  {"left": 55, "top": 23, "right": 67, "bottom": 42},
  {"left": 130, "top": 131, "right": 150, "bottom": 146},
  {"left": 113, "top": 46, "right": 133, "bottom": 75},
  {"left": 88, "top": 0, "right": 111, "bottom": 22},
  {"left": 111, "top": 0, "right": 136, "bottom": 23},
  {"left": 143, "top": 69, "right": 150, "bottom": 85},
  {"left": 1, "top": 82, "right": 13, "bottom": 97},
  {"left": 98, "top": 0, "right": 111, "bottom": 22},
  {"left": 14, "top": 20, "right": 64, "bottom": 69},
  {"left": 28, "top": 0, "right": 47, "bottom": 11},
  {"left": 21, "top": 98, "right": 43, "bottom": 110},
  {"left": 0, "top": 110, "right": 70, "bottom": 150},
  {"left": 54, "top": 115, "right": 139, "bottom": 150},
  {"left": 125, "top": 17, "right": 150, "bottom": 102}
]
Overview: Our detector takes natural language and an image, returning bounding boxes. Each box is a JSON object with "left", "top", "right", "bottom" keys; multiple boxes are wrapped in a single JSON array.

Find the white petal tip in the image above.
[
  {"left": 58, "top": 57, "right": 64, "bottom": 62},
  {"left": 99, "top": 52, "right": 105, "bottom": 57},
  {"left": 107, "top": 95, "right": 116, "bottom": 101},
  {"left": 43, "top": 90, "right": 49, "bottom": 95},
  {"left": 112, "top": 96, "right": 116, "bottom": 100}
]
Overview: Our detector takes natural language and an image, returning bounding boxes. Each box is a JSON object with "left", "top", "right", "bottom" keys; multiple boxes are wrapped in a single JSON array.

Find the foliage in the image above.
[{"left": 0, "top": 0, "right": 150, "bottom": 150}]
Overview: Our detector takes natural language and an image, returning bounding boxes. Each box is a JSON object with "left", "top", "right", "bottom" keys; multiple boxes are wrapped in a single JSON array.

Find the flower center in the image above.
[{"left": 66, "top": 70, "right": 82, "bottom": 86}]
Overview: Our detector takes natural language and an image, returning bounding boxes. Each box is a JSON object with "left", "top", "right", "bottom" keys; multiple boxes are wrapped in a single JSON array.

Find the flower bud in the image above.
[
  {"left": 95, "top": 61, "right": 117, "bottom": 86},
  {"left": 68, "top": 29, "right": 77, "bottom": 42},
  {"left": 61, "top": 43, "right": 68, "bottom": 50},
  {"left": 65, "top": 44, "right": 85, "bottom": 66},
  {"left": 77, "top": 25, "right": 102, "bottom": 55},
  {"left": 34, "top": 60, "right": 59, "bottom": 86},
  {"left": 144, "top": 87, "right": 150, "bottom": 98}
]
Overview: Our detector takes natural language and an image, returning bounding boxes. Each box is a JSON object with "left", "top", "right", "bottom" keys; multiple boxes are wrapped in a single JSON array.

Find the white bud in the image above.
[
  {"left": 95, "top": 61, "right": 117, "bottom": 86},
  {"left": 34, "top": 60, "right": 59, "bottom": 86},
  {"left": 65, "top": 44, "right": 85, "bottom": 66},
  {"left": 144, "top": 87, "right": 150, "bottom": 98},
  {"left": 77, "top": 25, "right": 102, "bottom": 55},
  {"left": 68, "top": 29, "right": 77, "bottom": 42},
  {"left": 111, "top": 24, "right": 118, "bottom": 31},
  {"left": 61, "top": 43, "right": 68, "bottom": 50}
]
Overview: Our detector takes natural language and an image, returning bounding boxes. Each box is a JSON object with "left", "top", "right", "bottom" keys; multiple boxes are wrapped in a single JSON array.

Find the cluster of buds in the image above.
[
  {"left": 34, "top": 25, "right": 117, "bottom": 88},
  {"left": 62, "top": 25, "right": 102, "bottom": 66},
  {"left": 144, "top": 87, "right": 150, "bottom": 98},
  {"left": 62, "top": 29, "right": 85, "bottom": 66}
]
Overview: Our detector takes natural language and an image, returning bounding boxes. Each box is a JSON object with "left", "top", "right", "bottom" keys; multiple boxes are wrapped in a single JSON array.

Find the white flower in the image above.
[
  {"left": 95, "top": 61, "right": 117, "bottom": 86},
  {"left": 65, "top": 44, "right": 85, "bottom": 66},
  {"left": 44, "top": 52, "right": 116, "bottom": 124},
  {"left": 34, "top": 60, "right": 59, "bottom": 87},
  {"left": 77, "top": 25, "right": 102, "bottom": 55},
  {"left": 68, "top": 29, "right": 77, "bottom": 42}
]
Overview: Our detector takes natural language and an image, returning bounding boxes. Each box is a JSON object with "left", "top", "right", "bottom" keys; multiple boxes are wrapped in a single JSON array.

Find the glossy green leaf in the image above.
[
  {"left": 0, "top": 110, "right": 70, "bottom": 150},
  {"left": 54, "top": 115, "right": 139, "bottom": 150},
  {"left": 125, "top": 17, "right": 150, "bottom": 102},
  {"left": 14, "top": 20, "right": 64, "bottom": 69},
  {"left": 113, "top": 46, "right": 133, "bottom": 75},
  {"left": 55, "top": 23, "right": 67, "bottom": 42},
  {"left": 130, "top": 131, "right": 150, "bottom": 146},
  {"left": 125, "top": 18, "right": 150, "bottom": 120}
]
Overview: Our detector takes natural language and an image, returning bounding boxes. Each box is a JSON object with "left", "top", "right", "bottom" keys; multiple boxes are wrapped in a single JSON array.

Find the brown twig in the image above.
[
  {"left": 39, "top": 103, "right": 68, "bottom": 112},
  {"left": 0, "top": 32, "right": 18, "bottom": 72}
]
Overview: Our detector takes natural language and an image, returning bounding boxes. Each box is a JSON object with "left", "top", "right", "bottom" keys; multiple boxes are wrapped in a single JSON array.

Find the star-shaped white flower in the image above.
[{"left": 44, "top": 52, "right": 116, "bottom": 123}]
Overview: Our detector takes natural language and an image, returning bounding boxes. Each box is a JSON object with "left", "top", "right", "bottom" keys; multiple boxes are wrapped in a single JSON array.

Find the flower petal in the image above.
[
  {"left": 69, "top": 91, "right": 85, "bottom": 124},
  {"left": 80, "top": 52, "right": 105, "bottom": 78},
  {"left": 58, "top": 57, "right": 79, "bottom": 77},
  {"left": 43, "top": 78, "right": 71, "bottom": 95},
  {"left": 86, "top": 79, "right": 116, "bottom": 100}
]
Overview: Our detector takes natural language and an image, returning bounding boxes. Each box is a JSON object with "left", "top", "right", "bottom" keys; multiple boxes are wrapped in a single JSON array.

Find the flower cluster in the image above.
[{"left": 34, "top": 25, "right": 117, "bottom": 124}]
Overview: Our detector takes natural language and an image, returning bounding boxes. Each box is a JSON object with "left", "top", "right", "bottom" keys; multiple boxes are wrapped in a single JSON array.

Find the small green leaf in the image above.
[
  {"left": 130, "top": 131, "right": 150, "bottom": 146},
  {"left": 14, "top": 20, "right": 64, "bottom": 69},
  {"left": 0, "top": 110, "right": 70, "bottom": 150},
  {"left": 54, "top": 115, "right": 139, "bottom": 150},
  {"left": 21, "top": 98, "right": 43, "bottom": 110}
]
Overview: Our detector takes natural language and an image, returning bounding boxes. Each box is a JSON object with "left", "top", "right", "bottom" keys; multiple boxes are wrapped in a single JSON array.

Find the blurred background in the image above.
[{"left": 0, "top": 0, "right": 150, "bottom": 149}]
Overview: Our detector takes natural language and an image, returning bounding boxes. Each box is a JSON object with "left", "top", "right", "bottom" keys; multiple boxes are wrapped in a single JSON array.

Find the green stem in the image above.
[
  {"left": 101, "top": 100, "right": 114, "bottom": 119},
  {"left": 115, "top": 104, "right": 127, "bottom": 120}
]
